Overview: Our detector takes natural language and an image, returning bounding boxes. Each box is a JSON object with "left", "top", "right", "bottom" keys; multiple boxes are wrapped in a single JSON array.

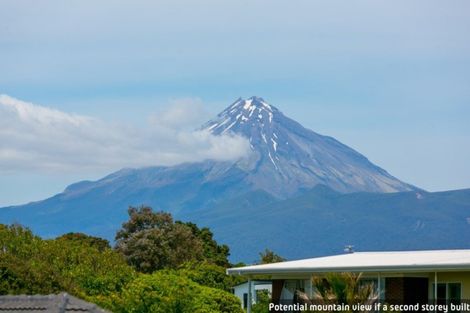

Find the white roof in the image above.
[{"left": 227, "top": 250, "right": 470, "bottom": 275}]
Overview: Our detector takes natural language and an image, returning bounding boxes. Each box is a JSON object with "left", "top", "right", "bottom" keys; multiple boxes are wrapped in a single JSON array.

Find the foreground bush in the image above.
[
  {"left": 177, "top": 261, "right": 244, "bottom": 292},
  {"left": 0, "top": 224, "right": 135, "bottom": 297},
  {"left": 95, "top": 271, "right": 243, "bottom": 313}
]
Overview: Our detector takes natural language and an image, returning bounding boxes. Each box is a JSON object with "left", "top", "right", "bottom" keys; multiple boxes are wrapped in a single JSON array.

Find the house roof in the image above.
[
  {"left": 227, "top": 249, "right": 470, "bottom": 276},
  {"left": 0, "top": 293, "right": 109, "bottom": 313}
]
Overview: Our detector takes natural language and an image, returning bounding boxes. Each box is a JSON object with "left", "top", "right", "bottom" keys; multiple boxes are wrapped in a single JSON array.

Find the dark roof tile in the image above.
[{"left": 0, "top": 293, "right": 109, "bottom": 313}]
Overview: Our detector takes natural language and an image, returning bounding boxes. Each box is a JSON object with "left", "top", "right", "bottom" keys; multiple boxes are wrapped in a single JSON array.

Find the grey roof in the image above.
[{"left": 0, "top": 293, "right": 110, "bottom": 313}]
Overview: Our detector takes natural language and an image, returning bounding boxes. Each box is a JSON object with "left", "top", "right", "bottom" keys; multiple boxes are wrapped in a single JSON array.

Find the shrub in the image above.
[
  {"left": 177, "top": 261, "right": 244, "bottom": 292},
  {"left": 100, "top": 271, "right": 243, "bottom": 313},
  {"left": 0, "top": 224, "right": 134, "bottom": 297}
]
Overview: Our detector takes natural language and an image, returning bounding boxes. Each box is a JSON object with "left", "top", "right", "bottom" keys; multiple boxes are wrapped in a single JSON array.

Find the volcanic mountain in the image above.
[
  {"left": 2, "top": 97, "right": 470, "bottom": 262},
  {"left": 200, "top": 96, "right": 415, "bottom": 196}
]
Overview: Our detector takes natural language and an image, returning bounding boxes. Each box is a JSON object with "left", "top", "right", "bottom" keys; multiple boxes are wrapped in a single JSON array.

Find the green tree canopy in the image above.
[
  {"left": 1, "top": 222, "right": 245, "bottom": 313},
  {"left": 115, "top": 206, "right": 205, "bottom": 273},
  {"left": 56, "top": 232, "right": 111, "bottom": 251},
  {"left": 0, "top": 223, "right": 134, "bottom": 297},
  {"left": 96, "top": 270, "right": 243, "bottom": 313},
  {"left": 177, "top": 261, "right": 244, "bottom": 292},
  {"left": 0, "top": 224, "right": 41, "bottom": 294},
  {"left": 259, "top": 248, "right": 286, "bottom": 264},
  {"left": 178, "top": 222, "right": 231, "bottom": 267}
]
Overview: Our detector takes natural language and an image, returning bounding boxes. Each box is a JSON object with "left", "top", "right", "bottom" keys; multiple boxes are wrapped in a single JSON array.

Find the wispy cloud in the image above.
[
  {"left": 148, "top": 97, "right": 209, "bottom": 129},
  {"left": 0, "top": 94, "right": 250, "bottom": 174}
]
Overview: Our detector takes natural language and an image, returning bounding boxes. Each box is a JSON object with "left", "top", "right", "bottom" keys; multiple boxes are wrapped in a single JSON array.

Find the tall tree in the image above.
[
  {"left": 259, "top": 248, "right": 286, "bottom": 264},
  {"left": 115, "top": 206, "right": 204, "bottom": 273},
  {"left": 178, "top": 221, "right": 231, "bottom": 267}
]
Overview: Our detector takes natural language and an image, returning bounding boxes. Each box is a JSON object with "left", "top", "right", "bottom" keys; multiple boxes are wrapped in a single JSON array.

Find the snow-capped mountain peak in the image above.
[
  {"left": 203, "top": 96, "right": 279, "bottom": 135},
  {"left": 202, "top": 97, "right": 283, "bottom": 170},
  {"left": 201, "top": 96, "right": 416, "bottom": 195},
  {"left": 230, "top": 96, "right": 273, "bottom": 112}
]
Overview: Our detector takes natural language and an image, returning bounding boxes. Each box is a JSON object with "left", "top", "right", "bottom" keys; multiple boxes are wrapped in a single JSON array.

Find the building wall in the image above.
[
  {"left": 233, "top": 281, "right": 272, "bottom": 309},
  {"left": 427, "top": 272, "right": 470, "bottom": 299},
  {"left": 233, "top": 283, "right": 249, "bottom": 308}
]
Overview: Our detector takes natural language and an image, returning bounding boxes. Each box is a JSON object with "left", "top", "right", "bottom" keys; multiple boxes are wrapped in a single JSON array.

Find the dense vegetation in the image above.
[
  {"left": 0, "top": 224, "right": 134, "bottom": 298},
  {"left": 0, "top": 206, "right": 379, "bottom": 313},
  {"left": 115, "top": 206, "right": 231, "bottom": 273},
  {"left": 95, "top": 271, "right": 242, "bottom": 313},
  {"left": 0, "top": 206, "right": 245, "bottom": 313}
]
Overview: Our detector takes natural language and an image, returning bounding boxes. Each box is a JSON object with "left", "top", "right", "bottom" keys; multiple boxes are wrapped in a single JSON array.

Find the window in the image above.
[
  {"left": 448, "top": 283, "right": 461, "bottom": 302},
  {"left": 437, "top": 283, "right": 447, "bottom": 304},
  {"left": 448, "top": 283, "right": 462, "bottom": 311},
  {"left": 243, "top": 293, "right": 248, "bottom": 309},
  {"left": 433, "top": 283, "right": 461, "bottom": 306}
]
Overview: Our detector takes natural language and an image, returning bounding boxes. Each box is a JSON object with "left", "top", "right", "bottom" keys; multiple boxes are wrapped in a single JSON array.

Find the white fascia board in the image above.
[{"left": 227, "top": 265, "right": 470, "bottom": 276}]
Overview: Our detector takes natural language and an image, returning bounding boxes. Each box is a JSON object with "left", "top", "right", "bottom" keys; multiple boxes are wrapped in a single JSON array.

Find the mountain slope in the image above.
[
  {"left": 201, "top": 187, "right": 470, "bottom": 261},
  {"left": 200, "top": 97, "right": 416, "bottom": 196}
]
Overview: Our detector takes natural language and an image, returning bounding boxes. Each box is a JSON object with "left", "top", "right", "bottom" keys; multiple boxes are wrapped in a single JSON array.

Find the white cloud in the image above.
[
  {"left": 148, "top": 97, "right": 209, "bottom": 129},
  {"left": 0, "top": 94, "right": 250, "bottom": 174}
]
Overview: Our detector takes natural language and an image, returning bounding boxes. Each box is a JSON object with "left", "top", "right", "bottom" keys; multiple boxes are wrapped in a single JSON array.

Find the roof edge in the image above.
[{"left": 227, "top": 264, "right": 470, "bottom": 276}]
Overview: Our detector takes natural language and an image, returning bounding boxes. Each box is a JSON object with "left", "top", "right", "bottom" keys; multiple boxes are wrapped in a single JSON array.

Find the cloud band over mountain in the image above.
[{"left": 0, "top": 95, "right": 250, "bottom": 174}]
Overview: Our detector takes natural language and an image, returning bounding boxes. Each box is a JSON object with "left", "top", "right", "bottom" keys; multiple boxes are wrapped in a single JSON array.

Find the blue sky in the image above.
[{"left": 1, "top": 1, "right": 470, "bottom": 206}]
